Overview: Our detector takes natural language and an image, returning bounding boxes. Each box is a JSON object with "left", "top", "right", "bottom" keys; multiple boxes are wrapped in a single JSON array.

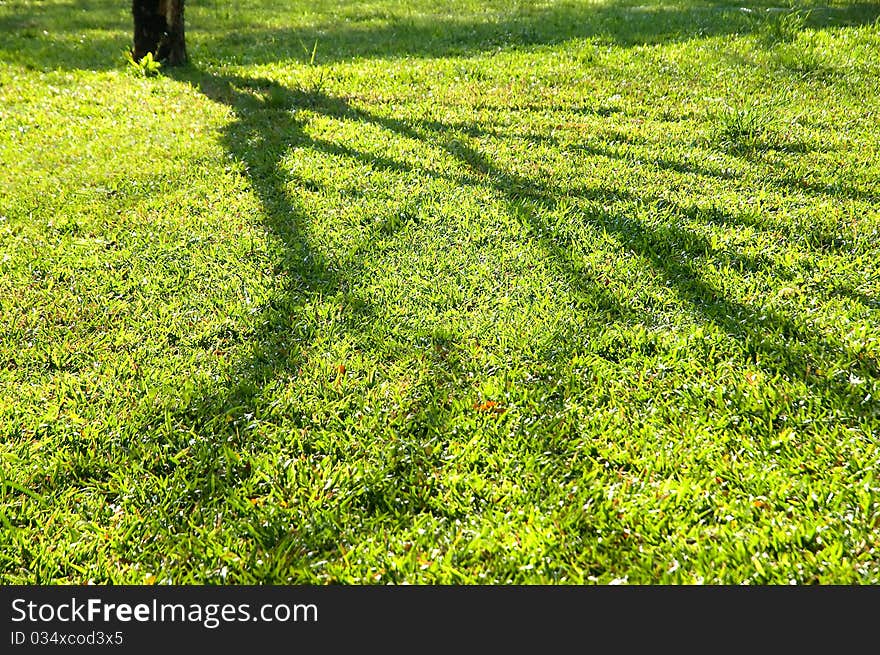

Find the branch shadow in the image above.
[{"left": 137, "top": 61, "right": 880, "bottom": 578}]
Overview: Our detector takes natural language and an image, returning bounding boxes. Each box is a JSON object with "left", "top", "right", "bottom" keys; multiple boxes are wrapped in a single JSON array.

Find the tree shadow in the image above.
[
  {"left": 135, "top": 62, "right": 879, "bottom": 578},
  {"left": 130, "top": 68, "right": 502, "bottom": 570},
  {"left": 196, "top": 1, "right": 880, "bottom": 65},
  {"left": 408, "top": 118, "right": 879, "bottom": 414},
  {"left": 4, "top": 0, "right": 879, "bottom": 71},
  {"left": 404, "top": 112, "right": 878, "bottom": 213},
  {"left": 0, "top": 0, "right": 129, "bottom": 71}
]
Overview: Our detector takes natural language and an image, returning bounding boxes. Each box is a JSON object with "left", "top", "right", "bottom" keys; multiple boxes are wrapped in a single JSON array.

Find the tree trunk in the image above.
[
  {"left": 165, "top": 0, "right": 187, "bottom": 66},
  {"left": 132, "top": 0, "right": 187, "bottom": 65}
]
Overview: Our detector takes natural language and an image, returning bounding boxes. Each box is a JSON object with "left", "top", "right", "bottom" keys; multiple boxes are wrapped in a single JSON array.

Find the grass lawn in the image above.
[{"left": 1, "top": 0, "right": 879, "bottom": 584}]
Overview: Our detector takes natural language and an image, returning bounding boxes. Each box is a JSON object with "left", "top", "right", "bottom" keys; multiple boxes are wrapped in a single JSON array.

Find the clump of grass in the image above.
[
  {"left": 712, "top": 102, "right": 780, "bottom": 154},
  {"left": 756, "top": 7, "right": 812, "bottom": 44},
  {"left": 774, "top": 41, "right": 838, "bottom": 79}
]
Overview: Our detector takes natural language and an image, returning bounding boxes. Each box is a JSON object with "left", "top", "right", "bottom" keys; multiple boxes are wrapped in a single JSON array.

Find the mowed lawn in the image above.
[{"left": 1, "top": 0, "right": 879, "bottom": 584}]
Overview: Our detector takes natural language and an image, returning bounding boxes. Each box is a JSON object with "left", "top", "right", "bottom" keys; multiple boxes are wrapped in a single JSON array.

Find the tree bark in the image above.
[
  {"left": 132, "top": 0, "right": 187, "bottom": 65},
  {"left": 165, "top": 0, "right": 187, "bottom": 66}
]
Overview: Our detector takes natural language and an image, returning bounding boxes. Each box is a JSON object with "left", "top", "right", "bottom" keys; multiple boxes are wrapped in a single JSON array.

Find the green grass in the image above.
[{"left": 1, "top": 0, "right": 879, "bottom": 584}]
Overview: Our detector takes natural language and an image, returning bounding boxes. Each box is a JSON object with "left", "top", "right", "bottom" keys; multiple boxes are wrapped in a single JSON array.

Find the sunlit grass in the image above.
[{"left": 1, "top": 0, "right": 879, "bottom": 583}]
